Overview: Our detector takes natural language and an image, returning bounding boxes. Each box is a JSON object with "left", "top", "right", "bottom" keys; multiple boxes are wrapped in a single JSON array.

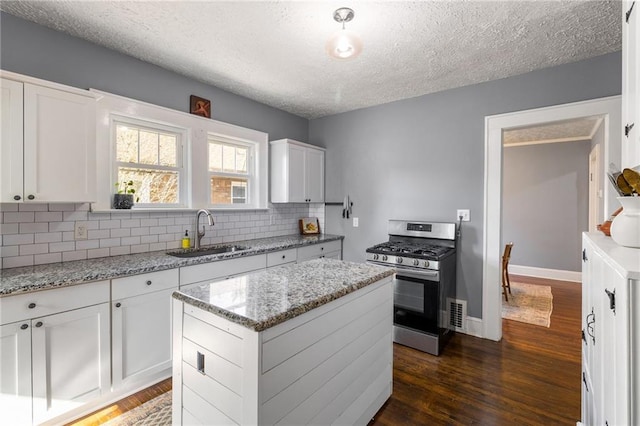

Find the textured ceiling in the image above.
[
  {"left": 0, "top": 1, "right": 622, "bottom": 119},
  {"left": 503, "top": 117, "right": 601, "bottom": 145}
]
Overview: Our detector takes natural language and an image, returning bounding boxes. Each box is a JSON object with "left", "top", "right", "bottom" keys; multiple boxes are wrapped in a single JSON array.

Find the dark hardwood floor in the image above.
[
  {"left": 372, "top": 274, "right": 582, "bottom": 426},
  {"left": 69, "top": 275, "right": 581, "bottom": 426}
]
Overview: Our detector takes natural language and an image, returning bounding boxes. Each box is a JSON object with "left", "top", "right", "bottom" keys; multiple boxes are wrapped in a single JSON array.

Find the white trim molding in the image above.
[
  {"left": 483, "top": 95, "right": 621, "bottom": 342},
  {"left": 509, "top": 264, "right": 582, "bottom": 283}
]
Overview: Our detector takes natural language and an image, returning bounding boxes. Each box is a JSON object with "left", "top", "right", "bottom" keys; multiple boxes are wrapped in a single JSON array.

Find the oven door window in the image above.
[{"left": 394, "top": 274, "right": 439, "bottom": 335}]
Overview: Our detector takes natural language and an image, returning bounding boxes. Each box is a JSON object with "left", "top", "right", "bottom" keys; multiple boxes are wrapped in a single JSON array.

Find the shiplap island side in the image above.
[{"left": 171, "top": 258, "right": 395, "bottom": 425}]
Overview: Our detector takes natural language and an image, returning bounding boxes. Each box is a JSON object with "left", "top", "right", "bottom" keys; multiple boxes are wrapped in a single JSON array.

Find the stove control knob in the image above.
[
  {"left": 413, "top": 259, "right": 419, "bottom": 266},
  {"left": 382, "top": 255, "right": 388, "bottom": 261},
  {"left": 424, "top": 260, "right": 430, "bottom": 268},
  {"left": 373, "top": 254, "right": 379, "bottom": 260},
  {"left": 396, "top": 257, "right": 403, "bottom": 264}
]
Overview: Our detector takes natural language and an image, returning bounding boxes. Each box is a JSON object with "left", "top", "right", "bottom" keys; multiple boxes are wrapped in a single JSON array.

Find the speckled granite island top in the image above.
[
  {"left": 173, "top": 258, "right": 395, "bottom": 332},
  {"left": 0, "top": 234, "right": 343, "bottom": 296}
]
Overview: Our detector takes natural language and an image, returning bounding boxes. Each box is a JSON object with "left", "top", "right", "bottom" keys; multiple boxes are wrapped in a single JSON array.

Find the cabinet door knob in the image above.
[
  {"left": 13, "top": 195, "right": 21, "bottom": 201},
  {"left": 28, "top": 303, "right": 36, "bottom": 309},
  {"left": 282, "top": 255, "right": 286, "bottom": 259},
  {"left": 27, "top": 194, "right": 35, "bottom": 200},
  {"left": 35, "top": 321, "right": 43, "bottom": 328},
  {"left": 146, "top": 280, "right": 152, "bottom": 286},
  {"left": 321, "top": 247, "right": 324, "bottom": 251},
  {"left": 115, "top": 302, "right": 122, "bottom": 308},
  {"left": 20, "top": 324, "right": 29, "bottom": 330}
]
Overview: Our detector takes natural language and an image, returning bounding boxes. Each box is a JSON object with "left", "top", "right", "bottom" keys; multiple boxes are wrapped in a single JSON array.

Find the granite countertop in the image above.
[
  {"left": 173, "top": 258, "right": 395, "bottom": 332},
  {"left": 0, "top": 234, "right": 343, "bottom": 297}
]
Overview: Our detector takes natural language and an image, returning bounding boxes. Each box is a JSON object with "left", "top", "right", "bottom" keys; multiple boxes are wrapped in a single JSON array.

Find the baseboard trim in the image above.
[
  {"left": 509, "top": 264, "right": 581, "bottom": 283},
  {"left": 463, "top": 316, "right": 484, "bottom": 338}
]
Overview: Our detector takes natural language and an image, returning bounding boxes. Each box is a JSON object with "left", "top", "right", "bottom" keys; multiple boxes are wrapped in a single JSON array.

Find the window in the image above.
[
  {"left": 114, "top": 119, "right": 185, "bottom": 207},
  {"left": 208, "top": 136, "right": 254, "bottom": 206}
]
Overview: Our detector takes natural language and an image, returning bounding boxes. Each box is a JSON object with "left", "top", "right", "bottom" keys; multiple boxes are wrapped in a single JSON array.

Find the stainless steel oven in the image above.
[{"left": 366, "top": 220, "right": 457, "bottom": 355}]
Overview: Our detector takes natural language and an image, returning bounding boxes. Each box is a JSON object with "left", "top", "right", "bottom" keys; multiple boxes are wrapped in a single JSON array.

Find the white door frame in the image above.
[
  {"left": 482, "top": 96, "right": 621, "bottom": 341},
  {"left": 588, "top": 142, "right": 601, "bottom": 232}
]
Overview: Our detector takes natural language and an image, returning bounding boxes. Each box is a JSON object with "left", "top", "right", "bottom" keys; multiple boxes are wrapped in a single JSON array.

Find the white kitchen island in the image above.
[{"left": 171, "top": 258, "right": 395, "bottom": 426}]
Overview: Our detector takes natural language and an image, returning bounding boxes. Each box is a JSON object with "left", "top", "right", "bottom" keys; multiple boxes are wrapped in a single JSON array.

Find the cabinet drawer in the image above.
[
  {"left": 112, "top": 269, "right": 178, "bottom": 300},
  {"left": 0, "top": 280, "right": 110, "bottom": 324},
  {"left": 297, "top": 240, "right": 341, "bottom": 262},
  {"left": 180, "top": 254, "right": 266, "bottom": 286},
  {"left": 267, "top": 249, "right": 297, "bottom": 268}
]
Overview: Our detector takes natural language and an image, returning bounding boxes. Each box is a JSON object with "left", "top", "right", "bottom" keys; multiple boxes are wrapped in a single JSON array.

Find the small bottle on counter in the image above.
[{"left": 182, "top": 230, "right": 190, "bottom": 249}]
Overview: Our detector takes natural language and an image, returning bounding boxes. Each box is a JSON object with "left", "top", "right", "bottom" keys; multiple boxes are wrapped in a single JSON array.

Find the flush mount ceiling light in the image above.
[{"left": 326, "top": 7, "right": 363, "bottom": 60}]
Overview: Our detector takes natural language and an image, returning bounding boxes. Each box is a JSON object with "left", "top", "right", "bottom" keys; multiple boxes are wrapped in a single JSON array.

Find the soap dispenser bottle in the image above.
[{"left": 182, "top": 230, "right": 190, "bottom": 249}]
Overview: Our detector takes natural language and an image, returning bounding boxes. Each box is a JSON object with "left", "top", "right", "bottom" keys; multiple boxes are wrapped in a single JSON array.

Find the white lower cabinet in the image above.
[
  {"left": 0, "top": 321, "right": 32, "bottom": 425},
  {"left": 297, "top": 240, "right": 342, "bottom": 262},
  {"left": 581, "top": 233, "right": 639, "bottom": 425},
  {"left": 112, "top": 288, "right": 175, "bottom": 390},
  {"left": 32, "top": 303, "right": 111, "bottom": 424}
]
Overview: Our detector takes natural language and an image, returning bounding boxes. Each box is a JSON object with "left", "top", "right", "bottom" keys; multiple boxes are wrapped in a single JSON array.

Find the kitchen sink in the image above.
[{"left": 167, "top": 245, "right": 250, "bottom": 258}]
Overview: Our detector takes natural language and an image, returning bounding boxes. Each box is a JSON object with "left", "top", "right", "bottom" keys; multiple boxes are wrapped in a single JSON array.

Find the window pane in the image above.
[
  {"left": 119, "top": 167, "right": 179, "bottom": 204},
  {"left": 236, "top": 147, "right": 247, "bottom": 173},
  {"left": 210, "top": 177, "right": 248, "bottom": 205},
  {"left": 222, "top": 145, "right": 235, "bottom": 172},
  {"left": 209, "top": 143, "right": 222, "bottom": 171},
  {"left": 139, "top": 131, "right": 159, "bottom": 165},
  {"left": 159, "top": 134, "right": 177, "bottom": 167},
  {"left": 116, "top": 125, "right": 138, "bottom": 163}
]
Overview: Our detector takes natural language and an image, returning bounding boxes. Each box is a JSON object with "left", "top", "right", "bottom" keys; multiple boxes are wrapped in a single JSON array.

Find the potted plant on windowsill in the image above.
[{"left": 113, "top": 180, "right": 139, "bottom": 209}]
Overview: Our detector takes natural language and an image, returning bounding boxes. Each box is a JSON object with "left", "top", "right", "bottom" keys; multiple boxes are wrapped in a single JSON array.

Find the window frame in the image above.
[
  {"left": 111, "top": 115, "right": 188, "bottom": 208},
  {"left": 207, "top": 134, "right": 257, "bottom": 209}
]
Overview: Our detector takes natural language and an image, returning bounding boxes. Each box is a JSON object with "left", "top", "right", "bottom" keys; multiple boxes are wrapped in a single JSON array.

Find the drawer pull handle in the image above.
[
  {"left": 146, "top": 280, "right": 152, "bottom": 286},
  {"left": 35, "top": 321, "right": 43, "bottom": 328},
  {"left": 115, "top": 302, "right": 122, "bottom": 308},
  {"left": 28, "top": 303, "right": 36, "bottom": 309},
  {"left": 282, "top": 255, "right": 286, "bottom": 259},
  {"left": 20, "top": 324, "right": 28, "bottom": 330},
  {"left": 197, "top": 351, "right": 205, "bottom": 375}
]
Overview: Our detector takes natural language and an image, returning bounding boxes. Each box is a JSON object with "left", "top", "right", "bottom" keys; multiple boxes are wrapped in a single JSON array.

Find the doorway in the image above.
[{"left": 482, "top": 96, "right": 621, "bottom": 341}]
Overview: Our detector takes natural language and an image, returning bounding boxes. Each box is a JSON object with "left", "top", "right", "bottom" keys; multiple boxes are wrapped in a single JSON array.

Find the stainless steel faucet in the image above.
[{"left": 195, "top": 209, "right": 214, "bottom": 249}]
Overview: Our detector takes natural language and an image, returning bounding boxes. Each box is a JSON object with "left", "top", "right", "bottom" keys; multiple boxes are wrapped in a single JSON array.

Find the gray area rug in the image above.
[
  {"left": 502, "top": 282, "right": 553, "bottom": 327},
  {"left": 103, "top": 391, "right": 171, "bottom": 426}
]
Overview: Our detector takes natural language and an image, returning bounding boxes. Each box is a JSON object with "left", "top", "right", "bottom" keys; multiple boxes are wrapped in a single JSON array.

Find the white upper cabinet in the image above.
[
  {"left": 270, "top": 139, "right": 325, "bottom": 203},
  {"left": 0, "top": 72, "right": 97, "bottom": 203},
  {"left": 622, "top": 0, "right": 640, "bottom": 167}
]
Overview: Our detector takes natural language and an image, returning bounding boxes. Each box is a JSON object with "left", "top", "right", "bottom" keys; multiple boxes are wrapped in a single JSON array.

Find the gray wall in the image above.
[
  {"left": 0, "top": 12, "right": 308, "bottom": 141},
  {"left": 502, "top": 141, "right": 591, "bottom": 272},
  {"left": 309, "top": 52, "right": 621, "bottom": 318}
]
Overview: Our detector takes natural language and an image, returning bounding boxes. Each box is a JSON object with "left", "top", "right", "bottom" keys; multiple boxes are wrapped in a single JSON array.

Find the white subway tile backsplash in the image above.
[
  {"left": 18, "top": 204, "right": 48, "bottom": 212},
  {"left": 3, "top": 255, "right": 34, "bottom": 268},
  {"left": 35, "top": 212, "right": 63, "bottom": 222},
  {"left": 63, "top": 250, "right": 87, "bottom": 262},
  {"left": 20, "top": 223, "right": 49, "bottom": 234},
  {"left": 87, "top": 248, "right": 110, "bottom": 259},
  {"left": 76, "top": 240, "right": 100, "bottom": 250},
  {"left": 4, "top": 234, "right": 35, "bottom": 246},
  {"left": 4, "top": 212, "right": 35, "bottom": 223},
  {"left": 35, "top": 232, "right": 62, "bottom": 244},
  {"left": 1, "top": 203, "right": 325, "bottom": 269},
  {"left": 20, "top": 244, "right": 49, "bottom": 255},
  {"left": 34, "top": 253, "right": 61, "bottom": 264}
]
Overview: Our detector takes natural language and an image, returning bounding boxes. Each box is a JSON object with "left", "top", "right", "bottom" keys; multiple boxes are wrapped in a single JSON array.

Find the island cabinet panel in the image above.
[
  {"left": 179, "top": 254, "right": 267, "bottom": 286},
  {"left": 173, "top": 275, "right": 393, "bottom": 426}
]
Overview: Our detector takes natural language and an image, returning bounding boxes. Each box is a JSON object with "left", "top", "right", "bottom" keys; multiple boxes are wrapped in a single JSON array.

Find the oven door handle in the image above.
[{"left": 395, "top": 269, "right": 439, "bottom": 281}]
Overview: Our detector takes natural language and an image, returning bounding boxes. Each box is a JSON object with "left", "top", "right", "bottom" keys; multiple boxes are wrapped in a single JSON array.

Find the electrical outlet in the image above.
[
  {"left": 353, "top": 217, "right": 359, "bottom": 227},
  {"left": 74, "top": 221, "right": 88, "bottom": 240},
  {"left": 457, "top": 209, "right": 470, "bottom": 222}
]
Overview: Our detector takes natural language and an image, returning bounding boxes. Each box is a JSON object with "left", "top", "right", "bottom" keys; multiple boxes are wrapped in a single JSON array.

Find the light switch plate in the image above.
[{"left": 353, "top": 217, "right": 359, "bottom": 227}]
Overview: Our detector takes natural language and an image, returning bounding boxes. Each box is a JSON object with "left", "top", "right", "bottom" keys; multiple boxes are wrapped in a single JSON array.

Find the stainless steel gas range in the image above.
[{"left": 366, "top": 220, "right": 457, "bottom": 356}]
